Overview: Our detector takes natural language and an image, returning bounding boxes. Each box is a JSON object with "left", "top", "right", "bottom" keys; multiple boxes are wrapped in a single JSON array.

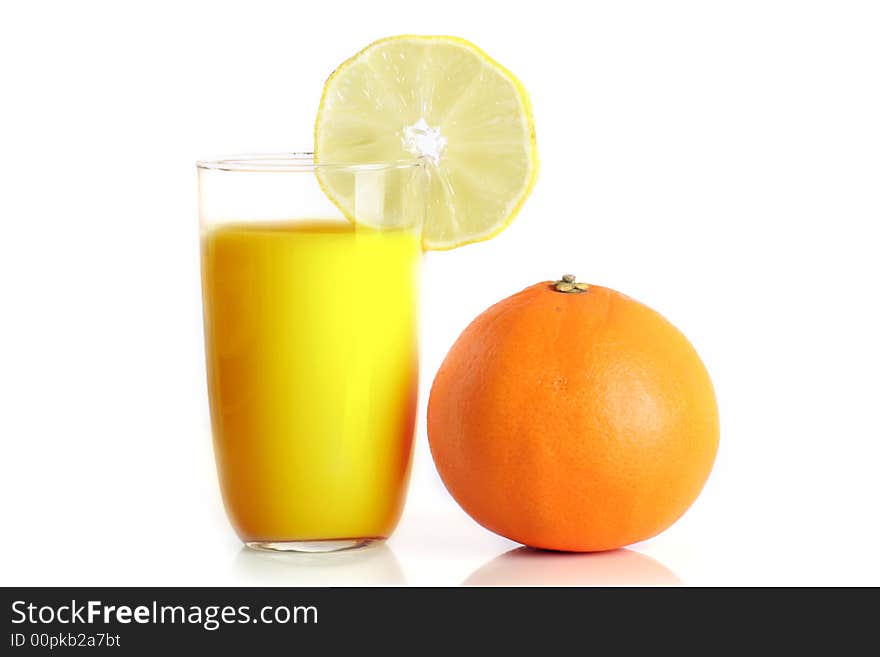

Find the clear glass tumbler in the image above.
[{"left": 197, "top": 153, "right": 423, "bottom": 552}]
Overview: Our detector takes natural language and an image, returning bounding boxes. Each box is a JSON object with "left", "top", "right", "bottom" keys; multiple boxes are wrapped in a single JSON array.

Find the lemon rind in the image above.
[{"left": 314, "top": 35, "right": 538, "bottom": 252}]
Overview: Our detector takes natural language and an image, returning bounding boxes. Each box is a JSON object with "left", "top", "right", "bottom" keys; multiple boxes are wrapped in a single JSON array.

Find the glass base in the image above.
[{"left": 245, "top": 538, "right": 381, "bottom": 554}]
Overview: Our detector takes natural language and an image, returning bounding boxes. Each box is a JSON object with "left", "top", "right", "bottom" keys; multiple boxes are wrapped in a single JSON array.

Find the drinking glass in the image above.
[{"left": 197, "top": 153, "right": 423, "bottom": 552}]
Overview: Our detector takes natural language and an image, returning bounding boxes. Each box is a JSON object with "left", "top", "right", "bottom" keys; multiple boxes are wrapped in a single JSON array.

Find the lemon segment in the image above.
[{"left": 315, "top": 35, "right": 538, "bottom": 250}]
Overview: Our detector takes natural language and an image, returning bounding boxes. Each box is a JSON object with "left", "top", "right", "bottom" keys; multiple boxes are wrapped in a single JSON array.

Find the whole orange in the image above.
[{"left": 427, "top": 276, "right": 719, "bottom": 552}]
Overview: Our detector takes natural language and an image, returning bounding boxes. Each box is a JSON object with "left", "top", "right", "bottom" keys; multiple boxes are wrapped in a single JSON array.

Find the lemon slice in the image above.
[{"left": 315, "top": 35, "right": 537, "bottom": 250}]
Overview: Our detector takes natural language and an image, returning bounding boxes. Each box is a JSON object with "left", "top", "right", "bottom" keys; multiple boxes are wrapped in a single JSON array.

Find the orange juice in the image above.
[{"left": 201, "top": 221, "right": 419, "bottom": 545}]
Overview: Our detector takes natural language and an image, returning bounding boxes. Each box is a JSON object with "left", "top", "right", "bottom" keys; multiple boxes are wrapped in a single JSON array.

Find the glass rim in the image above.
[{"left": 196, "top": 152, "right": 422, "bottom": 173}]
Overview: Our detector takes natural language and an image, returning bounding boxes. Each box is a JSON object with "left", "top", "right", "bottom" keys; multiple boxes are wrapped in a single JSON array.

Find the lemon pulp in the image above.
[{"left": 315, "top": 35, "right": 538, "bottom": 250}]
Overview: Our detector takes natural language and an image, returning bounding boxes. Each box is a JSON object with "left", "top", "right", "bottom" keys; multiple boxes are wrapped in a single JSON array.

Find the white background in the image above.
[{"left": 1, "top": 1, "right": 878, "bottom": 586}]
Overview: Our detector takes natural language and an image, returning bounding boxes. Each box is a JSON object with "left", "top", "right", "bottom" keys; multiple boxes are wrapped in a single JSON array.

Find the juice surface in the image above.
[{"left": 201, "top": 221, "right": 420, "bottom": 542}]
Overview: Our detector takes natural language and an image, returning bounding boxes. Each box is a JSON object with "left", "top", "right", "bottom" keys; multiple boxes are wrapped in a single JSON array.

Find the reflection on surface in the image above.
[
  {"left": 464, "top": 546, "right": 681, "bottom": 586},
  {"left": 234, "top": 542, "right": 406, "bottom": 586}
]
